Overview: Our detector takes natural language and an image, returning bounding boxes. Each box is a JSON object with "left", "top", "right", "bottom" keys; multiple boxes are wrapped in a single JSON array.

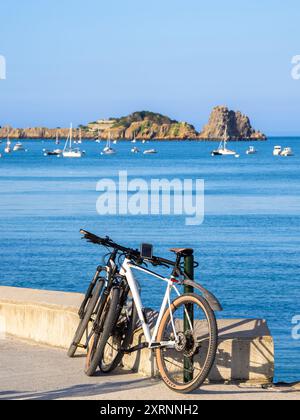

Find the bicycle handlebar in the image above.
[
  {"left": 80, "top": 229, "right": 176, "bottom": 268},
  {"left": 80, "top": 229, "right": 140, "bottom": 255}
]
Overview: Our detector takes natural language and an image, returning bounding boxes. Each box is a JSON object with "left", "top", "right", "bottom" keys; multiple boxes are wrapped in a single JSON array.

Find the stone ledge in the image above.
[{"left": 0, "top": 286, "right": 274, "bottom": 384}]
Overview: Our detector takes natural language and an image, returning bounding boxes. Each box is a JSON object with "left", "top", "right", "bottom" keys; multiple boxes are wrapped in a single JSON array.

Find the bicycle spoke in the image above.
[{"left": 163, "top": 357, "right": 202, "bottom": 374}]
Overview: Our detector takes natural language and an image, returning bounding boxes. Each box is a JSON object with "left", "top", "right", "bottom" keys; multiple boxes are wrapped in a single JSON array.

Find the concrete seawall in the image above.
[{"left": 0, "top": 286, "right": 274, "bottom": 384}]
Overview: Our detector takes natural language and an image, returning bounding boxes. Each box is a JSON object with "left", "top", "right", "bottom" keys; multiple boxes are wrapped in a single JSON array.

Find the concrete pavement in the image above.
[{"left": 0, "top": 336, "right": 299, "bottom": 401}]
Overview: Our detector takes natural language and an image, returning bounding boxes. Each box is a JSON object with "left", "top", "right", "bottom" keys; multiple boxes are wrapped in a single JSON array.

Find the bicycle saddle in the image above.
[{"left": 170, "top": 248, "right": 194, "bottom": 257}]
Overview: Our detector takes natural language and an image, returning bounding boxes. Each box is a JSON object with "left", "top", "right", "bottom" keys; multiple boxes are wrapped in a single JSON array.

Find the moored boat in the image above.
[
  {"left": 211, "top": 130, "right": 238, "bottom": 157},
  {"left": 101, "top": 134, "right": 116, "bottom": 155},
  {"left": 44, "top": 148, "right": 63, "bottom": 157},
  {"left": 280, "top": 147, "right": 294, "bottom": 157},
  {"left": 143, "top": 149, "right": 157, "bottom": 155},
  {"left": 63, "top": 124, "right": 84, "bottom": 158},
  {"left": 13, "top": 142, "right": 25, "bottom": 152},
  {"left": 246, "top": 146, "right": 257, "bottom": 155},
  {"left": 273, "top": 146, "right": 282, "bottom": 156},
  {"left": 4, "top": 137, "right": 12, "bottom": 154}
]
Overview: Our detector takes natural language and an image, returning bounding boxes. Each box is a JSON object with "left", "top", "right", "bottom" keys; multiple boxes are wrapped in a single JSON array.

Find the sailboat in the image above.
[
  {"left": 43, "top": 130, "right": 63, "bottom": 156},
  {"left": 101, "top": 133, "right": 116, "bottom": 155},
  {"left": 77, "top": 128, "right": 82, "bottom": 144},
  {"left": 131, "top": 131, "right": 137, "bottom": 143},
  {"left": 63, "top": 124, "right": 84, "bottom": 158},
  {"left": 95, "top": 129, "right": 102, "bottom": 143},
  {"left": 211, "top": 129, "right": 238, "bottom": 157},
  {"left": 4, "top": 136, "right": 12, "bottom": 153}
]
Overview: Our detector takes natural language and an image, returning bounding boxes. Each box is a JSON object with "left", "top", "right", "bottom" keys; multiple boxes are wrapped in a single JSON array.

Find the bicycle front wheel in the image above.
[
  {"left": 85, "top": 287, "right": 120, "bottom": 376},
  {"left": 156, "top": 293, "right": 218, "bottom": 394},
  {"left": 100, "top": 294, "right": 138, "bottom": 373},
  {"left": 67, "top": 279, "right": 105, "bottom": 358}
]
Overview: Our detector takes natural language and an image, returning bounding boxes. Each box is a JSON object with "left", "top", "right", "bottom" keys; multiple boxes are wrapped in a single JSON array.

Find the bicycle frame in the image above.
[{"left": 120, "top": 258, "right": 193, "bottom": 350}]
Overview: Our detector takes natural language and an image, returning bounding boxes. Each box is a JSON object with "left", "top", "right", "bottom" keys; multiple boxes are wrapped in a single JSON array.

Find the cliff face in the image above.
[
  {"left": 199, "top": 106, "right": 266, "bottom": 140},
  {"left": 0, "top": 126, "right": 95, "bottom": 140}
]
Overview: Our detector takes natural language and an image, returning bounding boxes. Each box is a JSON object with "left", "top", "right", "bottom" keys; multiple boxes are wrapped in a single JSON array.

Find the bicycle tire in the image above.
[
  {"left": 67, "top": 279, "right": 105, "bottom": 358},
  {"left": 85, "top": 287, "right": 120, "bottom": 376},
  {"left": 156, "top": 293, "right": 218, "bottom": 394},
  {"left": 99, "top": 298, "right": 138, "bottom": 373}
]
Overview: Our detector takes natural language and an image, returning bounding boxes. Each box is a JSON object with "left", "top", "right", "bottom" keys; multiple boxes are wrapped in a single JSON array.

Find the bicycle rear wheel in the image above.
[
  {"left": 156, "top": 293, "right": 218, "bottom": 394},
  {"left": 67, "top": 279, "right": 105, "bottom": 358},
  {"left": 85, "top": 287, "right": 120, "bottom": 376}
]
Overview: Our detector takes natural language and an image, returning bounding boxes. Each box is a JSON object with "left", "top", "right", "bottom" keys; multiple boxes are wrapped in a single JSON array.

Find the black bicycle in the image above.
[
  {"left": 68, "top": 230, "right": 140, "bottom": 376},
  {"left": 68, "top": 232, "right": 121, "bottom": 358}
]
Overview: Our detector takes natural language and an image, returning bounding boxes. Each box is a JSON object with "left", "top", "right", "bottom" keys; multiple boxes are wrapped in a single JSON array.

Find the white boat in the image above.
[
  {"left": 280, "top": 147, "right": 294, "bottom": 157},
  {"left": 273, "top": 146, "right": 282, "bottom": 156},
  {"left": 4, "top": 137, "right": 11, "bottom": 154},
  {"left": 63, "top": 124, "right": 84, "bottom": 158},
  {"left": 13, "top": 142, "right": 25, "bottom": 152},
  {"left": 211, "top": 131, "right": 238, "bottom": 156},
  {"left": 131, "top": 146, "right": 140, "bottom": 154},
  {"left": 143, "top": 149, "right": 157, "bottom": 155},
  {"left": 101, "top": 135, "right": 116, "bottom": 155},
  {"left": 55, "top": 131, "right": 60, "bottom": 145},
  {"left": 131, "top": 132, "right": 137, "bottom": 143},
  {"left": 246, "top": 146, "right": 257, "bottom": 155}
]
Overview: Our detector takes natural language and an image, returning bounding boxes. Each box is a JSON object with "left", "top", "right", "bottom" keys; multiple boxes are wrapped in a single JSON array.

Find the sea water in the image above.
[{"left": 0, "top": 137, "right": 299, "bottom": 382}]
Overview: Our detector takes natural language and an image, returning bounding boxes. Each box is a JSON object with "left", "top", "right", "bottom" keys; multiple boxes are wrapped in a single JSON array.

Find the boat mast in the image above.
[
  {"left": 223, "top": 127, "right": 229, "bottom": 150},
  {"left": 70, "top": 123, "right": 73, "bottom": 149}
]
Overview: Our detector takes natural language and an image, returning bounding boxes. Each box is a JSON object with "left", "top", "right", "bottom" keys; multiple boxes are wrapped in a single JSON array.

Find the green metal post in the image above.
[{"left": 184, "top": 252, "right": 194, "bottom": 383}]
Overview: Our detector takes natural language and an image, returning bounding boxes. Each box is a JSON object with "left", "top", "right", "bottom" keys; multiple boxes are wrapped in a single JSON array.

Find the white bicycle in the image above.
[{"left": 82, "top": 231, "right": 222, "bottom": 393}]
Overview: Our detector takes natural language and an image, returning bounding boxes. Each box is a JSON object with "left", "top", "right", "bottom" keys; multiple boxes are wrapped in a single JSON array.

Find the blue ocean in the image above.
[{"left": 0, "top": 137, "right": 299, "bottom": 383}]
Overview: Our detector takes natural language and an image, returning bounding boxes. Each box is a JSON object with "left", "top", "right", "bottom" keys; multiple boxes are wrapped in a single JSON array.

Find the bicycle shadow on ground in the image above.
[{"left": 0, "top": 377, "right": 156, "bottom": 401}]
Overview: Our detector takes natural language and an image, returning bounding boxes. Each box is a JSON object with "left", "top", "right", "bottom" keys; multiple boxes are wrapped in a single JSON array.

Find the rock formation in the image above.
[
  {"left": 199, "top": 106, "right": 266, "bottom": 140},
  {"left": 92, "top": 112, "right": 198, "bottom": 140},
  {"left": 0, "top": 108, "right": 266, "bottom": 141},
  {"left": 0, "top": 126, "right": 95, "bottom": 140}
]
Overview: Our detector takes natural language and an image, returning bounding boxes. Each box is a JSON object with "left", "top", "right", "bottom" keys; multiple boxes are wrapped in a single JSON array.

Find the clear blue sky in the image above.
[{"left": 0, "top": 0, "right": 299, "bottom": 135}]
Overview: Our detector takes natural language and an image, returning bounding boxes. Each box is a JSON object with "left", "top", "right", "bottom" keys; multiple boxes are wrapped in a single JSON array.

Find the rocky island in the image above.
[
  {"left": 199, "top": 106, "right": 266, "bottom": 141},
  {"left": 0, "top": 107, "right": 266, "bottom": 141}
]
